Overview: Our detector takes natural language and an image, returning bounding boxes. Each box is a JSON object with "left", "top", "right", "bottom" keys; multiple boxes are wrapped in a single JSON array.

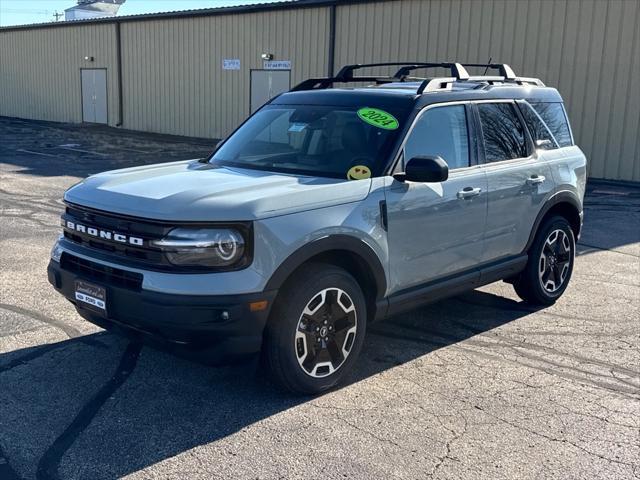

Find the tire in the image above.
[
  {"left": 263, "top": 263, "right": 367, "bottom": 395},
  {"left": 514, "top": 215, "right": 576, "bottom": 305}
]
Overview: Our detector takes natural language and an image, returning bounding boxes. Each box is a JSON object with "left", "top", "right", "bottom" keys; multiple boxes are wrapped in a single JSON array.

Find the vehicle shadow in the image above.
[{"left": 0, "top": 289, "right": 538, "bottom": 479}]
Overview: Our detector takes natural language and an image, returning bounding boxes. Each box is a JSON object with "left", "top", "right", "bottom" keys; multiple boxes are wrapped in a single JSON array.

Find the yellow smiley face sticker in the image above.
[{"left": 347, "top": 165, "right": 372, "bottom": 180}]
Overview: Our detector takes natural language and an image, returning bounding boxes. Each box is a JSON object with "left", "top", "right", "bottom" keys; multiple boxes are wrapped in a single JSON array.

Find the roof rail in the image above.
[
  {"left": 462, "top": 63, "right": 517, "bottom": 79},
  {"left": 465, "top": 76, "right": 546, "bottom": 87},
  {"left": 461, "top": 63, "right": 545, "bottom": 86},
  {"left": 416, "top": 77, "right": 457, "bottom": 94},
  {"left": 512, "top": 77, "right": 546, "bottom": 87},
  {"left": 290, "top": 62, "right": 470, "bottom": 92}
]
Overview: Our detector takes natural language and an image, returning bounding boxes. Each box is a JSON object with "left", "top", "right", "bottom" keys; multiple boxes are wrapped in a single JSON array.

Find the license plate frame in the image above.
[{"left": 74, "top": 279, "right": 107, "bottom": 314}]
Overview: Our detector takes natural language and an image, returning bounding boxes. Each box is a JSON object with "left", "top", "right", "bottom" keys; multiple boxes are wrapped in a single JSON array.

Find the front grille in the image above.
[
  {"left": 62, "top": 203, "right": 171, "bottom": 268},
  {"left": 63, "top": 231, "right": 165, "bottom": 263},
  {"left": 61, "top": 202, "right": 253, "bottom": 272},
  {"left": 60, "top": 253, "right": 143, "bottom": 291}
]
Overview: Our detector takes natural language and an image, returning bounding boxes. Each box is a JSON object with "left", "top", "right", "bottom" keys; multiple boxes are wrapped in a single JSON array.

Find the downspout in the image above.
[
  {"left": 115, "top": 21, "right": 124, "bottom": 126},
  {"left": 327, "top": 4, "right": 336, "bottom": 77}
]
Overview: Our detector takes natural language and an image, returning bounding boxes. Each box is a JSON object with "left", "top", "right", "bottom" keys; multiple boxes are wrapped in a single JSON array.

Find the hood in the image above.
[{"left": 64, "top": 160, "right": 371, "bottom": 221}]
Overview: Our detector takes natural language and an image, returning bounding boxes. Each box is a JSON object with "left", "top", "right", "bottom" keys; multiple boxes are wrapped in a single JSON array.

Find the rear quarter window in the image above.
[
  {"left": 518, "top": 102, "right": 558, "bottom": 150},
  {"left": 529, "top": 102, "right": 573, "bottom": 147}
]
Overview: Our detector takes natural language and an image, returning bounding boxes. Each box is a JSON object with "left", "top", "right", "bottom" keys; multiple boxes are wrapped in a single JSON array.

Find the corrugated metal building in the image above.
[{"left": 0, "top": 0, "right": 638, "bottom": 181}]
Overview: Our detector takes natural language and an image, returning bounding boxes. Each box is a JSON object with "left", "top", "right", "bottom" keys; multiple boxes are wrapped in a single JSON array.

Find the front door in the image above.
[
  {"left": 81, "top": 69, "right": 107, "bottom": 124},
  {"left": 250, "top": 70, "right": 290, "bottom": 113},
  {"left": 385, "top": 103, "right": 488, "bottom": 294}
]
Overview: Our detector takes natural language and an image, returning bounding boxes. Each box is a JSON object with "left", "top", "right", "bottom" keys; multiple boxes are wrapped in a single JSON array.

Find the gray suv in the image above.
[{"left": 48, "top": 62, "right": 587, "bottom": 394}]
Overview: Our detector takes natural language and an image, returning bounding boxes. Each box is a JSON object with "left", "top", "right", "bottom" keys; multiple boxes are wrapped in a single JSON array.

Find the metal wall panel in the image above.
[
  {"left": 0, "top": 0, "right": 638, "bottom": 180},
  {"left": 119, "top": 7, "right": 329, "bottom": 139},
  {"left": 0, "top": 24, "right": 118, "bottom": 125},
  {"left": 334, "top": 0, "right": 640, "bottom": 182}
]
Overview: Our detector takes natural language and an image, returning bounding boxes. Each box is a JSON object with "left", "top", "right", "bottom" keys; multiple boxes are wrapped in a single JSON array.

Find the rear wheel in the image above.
[
  {"left": 514, "top": 216, "right": 575, "bottom": 305},
  {"left": 264, "top": 263, "right": 366, "bottom": 394}
]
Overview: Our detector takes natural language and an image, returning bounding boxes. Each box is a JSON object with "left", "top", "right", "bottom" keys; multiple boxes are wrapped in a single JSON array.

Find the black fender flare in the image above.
[
  {"left": 264, "top": 234, "right": 387, "bottom": 300},
  {"left": 524, "top": 191, "right": 583, "bottom": 252}
]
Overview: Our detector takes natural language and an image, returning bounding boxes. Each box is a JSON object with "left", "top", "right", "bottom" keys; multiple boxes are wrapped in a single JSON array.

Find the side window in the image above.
[
  {"left": 530, "top": 102, "right": 573, "bottom": 147},
  {"left": 517, "top": 102, "right": 558, "bottom": 150},
  {"left": 477, "top": 103, "right": 529, "bottom": 162},
  {"left": 404, "top": 105, "right": 470, "bottom": 170}
]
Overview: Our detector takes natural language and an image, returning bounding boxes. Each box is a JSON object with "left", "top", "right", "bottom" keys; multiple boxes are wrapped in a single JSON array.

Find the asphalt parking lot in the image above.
[{"left": 0, "top": 116, "right": 638, "bottom": 480}]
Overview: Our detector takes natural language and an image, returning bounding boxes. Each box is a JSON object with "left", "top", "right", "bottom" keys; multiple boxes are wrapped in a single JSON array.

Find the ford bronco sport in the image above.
[{"left": 48, "top": 62, "right": 587, "bottom": 394}]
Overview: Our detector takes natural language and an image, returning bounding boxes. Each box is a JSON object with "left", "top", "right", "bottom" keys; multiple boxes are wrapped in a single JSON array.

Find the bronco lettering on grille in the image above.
[{"left": 64, "top": 220, "right": 144, "bottom": 246}]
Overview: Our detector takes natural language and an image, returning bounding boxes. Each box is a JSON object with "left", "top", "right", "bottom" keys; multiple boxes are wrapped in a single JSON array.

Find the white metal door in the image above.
[
  {"left": 81, "top": 69, "right": 107, "bottom": 124},
  {"left": 250, "top": 70, "right": 290, "bottom": 113}
]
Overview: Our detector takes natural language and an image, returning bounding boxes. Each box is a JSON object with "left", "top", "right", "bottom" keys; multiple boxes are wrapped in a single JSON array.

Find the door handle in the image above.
[
  {"left": 457, "top": 187, "right": 482, "bottom": 200},
  {"left": 526, "top": 175, "right": 546, "bottom": 186}
]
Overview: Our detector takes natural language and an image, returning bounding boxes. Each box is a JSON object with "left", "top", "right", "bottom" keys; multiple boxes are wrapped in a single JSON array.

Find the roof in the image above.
[
  {"left": 272, "top": 82, "right": 563, "bottom": 108},
  {"left": 273, "top": 88, "right": 419, "bottom": 110},
  {"left": 0, "top": 0, "right": 383, "bottom": 32}
]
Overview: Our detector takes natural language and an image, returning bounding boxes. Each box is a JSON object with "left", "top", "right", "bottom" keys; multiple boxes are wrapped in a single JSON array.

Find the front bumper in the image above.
[{"left": 48, "top": 258, "right": 277, "bottom": 364}]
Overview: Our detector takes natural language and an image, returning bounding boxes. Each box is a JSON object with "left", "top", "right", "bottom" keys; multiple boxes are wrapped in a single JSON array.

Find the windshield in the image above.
[{"left": 209, "top": 105, "right": 406, "bottom": 179}]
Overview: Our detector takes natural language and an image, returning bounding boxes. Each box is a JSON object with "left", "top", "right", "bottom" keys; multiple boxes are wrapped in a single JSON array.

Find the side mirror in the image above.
[{"left": 393, "top": 155, "right": 449, "bottom": 183}]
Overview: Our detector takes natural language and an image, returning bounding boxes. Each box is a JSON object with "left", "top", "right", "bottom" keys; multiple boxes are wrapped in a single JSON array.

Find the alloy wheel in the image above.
[
  {"left": 294, "top": 288, "right": 358, "bottom": 378},
  {"left": 538, "top": 229, "right": 572, "bottom": 293}
]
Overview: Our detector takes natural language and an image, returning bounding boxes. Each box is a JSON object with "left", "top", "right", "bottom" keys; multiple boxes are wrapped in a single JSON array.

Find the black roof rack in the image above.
[
  {"left": 290, "top": 61, "right": 544, "bottom": 93},
  {"left": 290, "top": 62, "right": 470, "bottom": 92},
  {"left": 334, "top": 62, "right": 470, "bottom": 81}
]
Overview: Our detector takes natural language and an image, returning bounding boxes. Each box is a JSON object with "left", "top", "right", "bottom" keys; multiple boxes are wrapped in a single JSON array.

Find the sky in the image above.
[{"left": 0, "top": 0, "right": 285, "bottom": 26}]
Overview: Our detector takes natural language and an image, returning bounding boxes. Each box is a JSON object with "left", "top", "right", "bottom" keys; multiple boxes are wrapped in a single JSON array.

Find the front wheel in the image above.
[
  {"left": 263, "top": 263, "right": 367, "bottom": 395},
  {"left": 514, "top": 216, "right": 576, "bottom": 305}
]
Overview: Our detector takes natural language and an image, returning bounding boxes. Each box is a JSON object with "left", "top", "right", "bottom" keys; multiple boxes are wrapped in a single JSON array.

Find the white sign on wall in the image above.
[
  {"left": 263, "top": 60, "right": 291, "bottom": 70},
  {"left": 222, "top": 59, "right": 241, "bottom": 70}
]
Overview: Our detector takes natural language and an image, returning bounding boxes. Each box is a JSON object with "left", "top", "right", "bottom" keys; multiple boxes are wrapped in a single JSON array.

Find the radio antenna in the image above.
[{"left": 483, "top": 57, "right": 492, "bottom": 75}]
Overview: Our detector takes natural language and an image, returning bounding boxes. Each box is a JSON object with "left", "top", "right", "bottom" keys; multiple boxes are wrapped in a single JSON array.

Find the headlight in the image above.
[
  {"left": 152, "top": 228, "right": 246, "bottom": 267},
  {"left": 50, "top": 235, "right": 64, "bottom": 262}
]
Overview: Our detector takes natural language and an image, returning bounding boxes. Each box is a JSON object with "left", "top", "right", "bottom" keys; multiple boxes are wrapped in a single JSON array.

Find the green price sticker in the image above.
[{"left": 357, "top": 107, "right": 399, "bottom": 130}]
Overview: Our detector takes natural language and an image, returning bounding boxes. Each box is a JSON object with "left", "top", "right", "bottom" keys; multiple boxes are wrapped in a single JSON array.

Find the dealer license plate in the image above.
[{"left": 74, "top": 280, "right": 107, "bottom": 313}]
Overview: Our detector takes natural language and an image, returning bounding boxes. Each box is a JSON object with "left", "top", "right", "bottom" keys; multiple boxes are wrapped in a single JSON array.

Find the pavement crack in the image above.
[
  {"left": 335, "top": 415, "right": 404, "bottom": 450},
  {"left": 35, "top": 342, "right": 142, "bottom": 480},
  {"left": 429, "top": 415, "right": 468, "bottom": 478}
]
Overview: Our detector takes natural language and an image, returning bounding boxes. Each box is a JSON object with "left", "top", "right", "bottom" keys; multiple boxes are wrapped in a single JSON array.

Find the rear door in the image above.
[
  {"left": 385, "top": 103, "right": 488, "bottom": 293},
  {"left": 474, "top": 101, "right": 554, "bottom": 262}
]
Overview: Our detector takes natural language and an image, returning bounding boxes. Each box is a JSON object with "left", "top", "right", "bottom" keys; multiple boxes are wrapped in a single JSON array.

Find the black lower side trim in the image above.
[{"left": 384, "top": 255, "right": 527, "bottom": 318}]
